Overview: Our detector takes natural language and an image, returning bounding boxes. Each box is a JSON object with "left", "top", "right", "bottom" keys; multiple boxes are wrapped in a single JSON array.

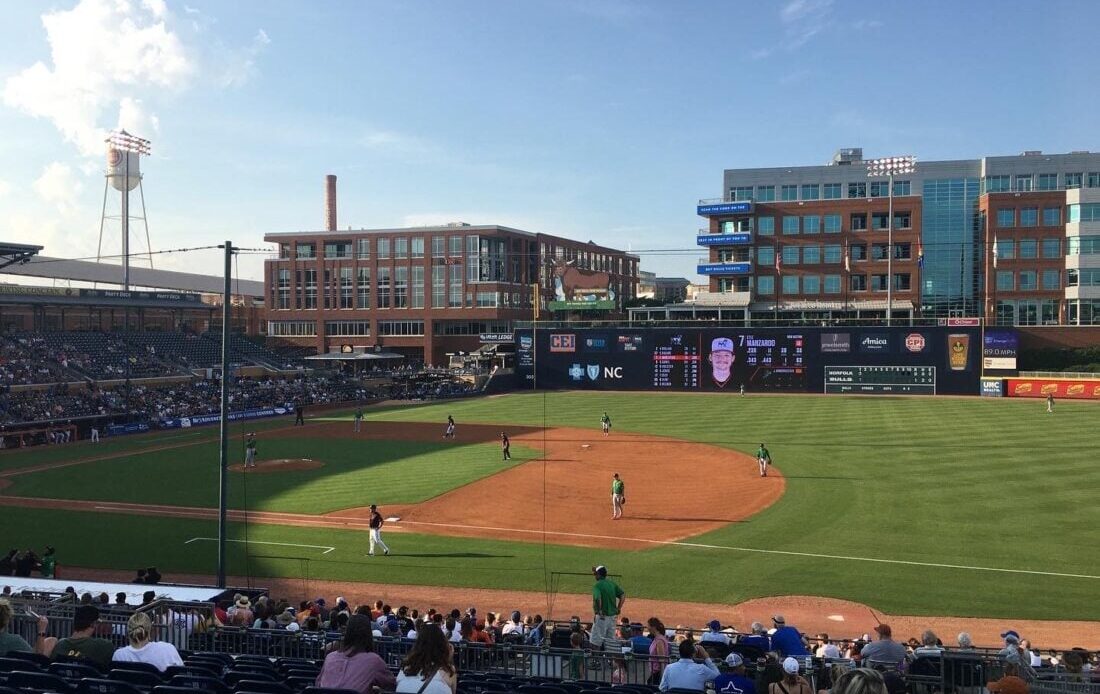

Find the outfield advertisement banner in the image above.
[
  {"left": 516, "top": 326, "right": 981, "bottom": 395},
  {"left": 106, "top": 422, "right": 151, "bottom": 437},
  {"left": 1004, "top": 378, "right": 1100, "bottom": 399},
  {"left": 159, "top": 404, "right": 295, "bottom": 429}
]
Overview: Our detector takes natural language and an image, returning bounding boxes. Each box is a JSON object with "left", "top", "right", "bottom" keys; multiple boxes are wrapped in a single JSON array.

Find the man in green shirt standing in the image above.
[
  {"left": 611, "top": 473, "right": 625, "bottom": 520},
  {"left": 40, "top": 546, "right": 56, "bottom": 579},
  {"left": 757, "top": 443, "right": 771, "bottom": 478},
  {"left": 354, "top": 406, "right": 364, "bottom": 432},
  {"left": 590, "top": 565, "right": 625, "bottom": 651}
]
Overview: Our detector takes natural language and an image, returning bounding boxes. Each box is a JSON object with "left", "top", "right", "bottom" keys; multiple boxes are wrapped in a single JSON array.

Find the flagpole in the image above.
[
  {"left": 774, "top": 241, "right": 780, "bottom": 325},
  {"left": 844, "top": 240, "right": 850, "bottom": 319}
]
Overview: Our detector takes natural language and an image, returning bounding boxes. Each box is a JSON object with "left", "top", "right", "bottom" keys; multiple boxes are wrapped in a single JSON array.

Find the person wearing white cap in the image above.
[
  {"left": 590, "top": 565, "right": 625, "bottom": 651},
  {"left": 713, "top": 653, "right": 756, "bottom": 694},
  {"left": 768, "top": 658, "right": 811, "bottom": 694},
  {"left": 709, "top": 337, "right": 736, "bottom": 388}
]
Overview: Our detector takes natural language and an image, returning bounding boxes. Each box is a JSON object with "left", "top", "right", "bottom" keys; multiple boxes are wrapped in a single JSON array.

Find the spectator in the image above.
[
  {"left": 0, "top": 598, "right": 53, "bottom": 657},
  {"left": 231, "top": 596, "right": 254, "bottom": 626},
  {"left": 770, "top": 658, "right": 812, "bottom": 694},
  {"left": 859, "top": 624, "right": 906, "bottom": 667},
  {"left": 470, "top": 619, "right": 493, "bottom": 645},
  {"left": 769, "top": 615, "right": 810, "bottom": 657},
  {"left": 112, "top": 611, "right": 183, "bottom": 672},
  {"left": 987, "top": 662, "right": 1029, "bottom": 694},
  {"left": 1019, "top": 639, "right": 1042, "bottom": 668},
  {"left": 13, "top": 549, "right": 39, "bottom": 577},
  {"left": 659, "top": 640, "right": 719, "bottom": 692},
  {"left": 591, "top": 564, "right": 625, "bottom": 651},
  {"left": 500, "top": 610, "right": 525, "bottom": 641},
  {"left": 144, "top": 567, "right": 161, "bottom": 584},
  {"left": 629, "top": 622, "right": 652, "bottom": 654},
  {"left": 0, "top": 550, "right": 15, "bottom": 576},
  {"left": 395, "top": 623, "right": 456, "bottom": 694},
  {"left": 526, "top": 615, "right": 545, "bottom": 646},
  {"left": 997, "top": 630, "right": 1037, "bottom": 680},
  {"left": 714, "top": 653, "right": 757, "bottom": 694},
  {"left": 567, "top": 631, "right": 586, "bottom": 680},
  {"left": 647, "top": 617, "right": 670, "bottom": 685},
  {"left": 912, "top": 630, "right": 943, "bottom": 658},
  {"left": 701, "top": 619, "right": 731, "bottom": 645},
  {"left": 956, "top": 632, "right": 974, "bottom": 650},
  {"left": 316, "top": 614, "right": 397, "bottom": 694},
  {"left": 821, "top": 663, "right": 854, "bottom": 694},
  {"left": 40, "top": 546, "right": 56, "bottom": 578},
  {"left": 831, "top": 668, "right": 887, "bottom": 694},
  {"left": 815, "top": 633, "right": 841, "bottom": 659},
  {"left": 51, "top": 605, "right": 116, "bottom": 669},
  {"left": 740, "top": 621, "right": 771, "bottom": 651}
]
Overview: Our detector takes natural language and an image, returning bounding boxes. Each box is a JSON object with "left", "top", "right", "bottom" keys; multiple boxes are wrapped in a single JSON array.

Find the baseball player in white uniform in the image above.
[{"left": 368, "top": 504, "right": 389, "bottom": 556}]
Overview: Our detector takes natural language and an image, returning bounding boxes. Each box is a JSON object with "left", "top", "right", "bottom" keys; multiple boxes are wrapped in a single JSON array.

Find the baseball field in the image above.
[{"left": 1, "top": 391, "right": 1098, "bottom": 633}]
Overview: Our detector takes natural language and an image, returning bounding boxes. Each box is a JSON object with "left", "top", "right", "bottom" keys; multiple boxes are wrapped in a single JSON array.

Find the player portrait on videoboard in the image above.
[{"left": 708, "top": 337, "right": 736, "bottom": 388}]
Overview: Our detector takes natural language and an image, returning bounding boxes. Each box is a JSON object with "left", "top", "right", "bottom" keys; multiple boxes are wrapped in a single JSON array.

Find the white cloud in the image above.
[
  {"left": 780, "top": 0, "right": 833, "bottom": 24},
  {"left": 33, "top": 162, "right": 84, "bottom": 215},
  {"left": 852, "top": 19, "right": 883, "bottom": 30},
  {"left": 2, "top": 0, "right": 194, "bottom": 157},
  {"left": 0, "top": 179, "right": 11, "bottom": 197},
  {"left": 118, "top": 96, "right": 160, "bottom": 136},
  {"left": 361, "top": 129, "right": 435, "bottom": 157},
  {"left": 216, "top": 29, "right": 272, "bottom": 88}
]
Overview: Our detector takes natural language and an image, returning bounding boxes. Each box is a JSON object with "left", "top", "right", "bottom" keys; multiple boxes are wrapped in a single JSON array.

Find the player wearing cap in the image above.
[
  {"left": 590, "top": 565, "right": 625, "bottom": 651},
  {"left": 244, "top": 434, "right": 257, "bottom": 468},
  {"left": 611, "top": 473, "right": 625, "bottom": 520},
  {"left": 601, "top": 412, "right": 612, "bottom": 436},
  {"left": 500, "top": 432, "right": 511, "bottom": 460},
  {"left": 368, "top": 504, "right": 389, "bottom": 556},
  {"left": 710, "top": 337, "right": 736, "bottom": 388},
  {"left": 757, "top": 443, "right": 771, "bottom": 478},
  {"left": 713, "top": 653, "right": 756, "bottom": 694}
]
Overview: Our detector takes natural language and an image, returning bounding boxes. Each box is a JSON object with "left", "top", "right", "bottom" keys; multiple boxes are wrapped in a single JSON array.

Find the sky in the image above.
[{"left": 1, "top": 0, "right": 1098, "bottom": 284}]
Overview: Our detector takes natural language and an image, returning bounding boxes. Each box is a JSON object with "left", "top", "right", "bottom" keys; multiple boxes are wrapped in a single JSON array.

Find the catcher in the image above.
[{"left": 611, "top": 473, "right": 625, "bottom": 520}]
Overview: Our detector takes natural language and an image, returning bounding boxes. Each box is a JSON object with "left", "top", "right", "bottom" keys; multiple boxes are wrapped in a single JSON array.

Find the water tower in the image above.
[{"left": 97, "top": 130, "right": 153, "bottom": 290}]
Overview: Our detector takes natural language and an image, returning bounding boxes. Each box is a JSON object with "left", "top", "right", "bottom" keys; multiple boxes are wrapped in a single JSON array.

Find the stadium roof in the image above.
[
  {"left": 0, "top": 242, "right": 43, "bottom": 270},
  {"left": 1, "top": 255, "right": 264, "bottom": 297}
]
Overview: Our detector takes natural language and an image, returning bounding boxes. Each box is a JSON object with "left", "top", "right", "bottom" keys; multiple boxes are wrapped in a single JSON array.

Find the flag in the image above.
[
  {"left": 844, "top": 242, "right": 850, "bottom": 272},
  {"left": 775, "top": 244, "right": 781, "bottom": 272},
  {"left": 917, "top": 242, "right": 924, "bottom": 269},
  {"left": 992, "top": 237, "right": 998, "bottom": 270}
]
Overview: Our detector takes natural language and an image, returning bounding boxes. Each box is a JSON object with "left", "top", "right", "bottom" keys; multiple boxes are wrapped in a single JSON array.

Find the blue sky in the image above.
[{"left": 1, "top": 0, "right": 1098, "bottom": 283}]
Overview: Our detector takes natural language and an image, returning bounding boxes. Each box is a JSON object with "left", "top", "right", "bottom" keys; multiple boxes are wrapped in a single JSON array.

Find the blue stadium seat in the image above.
[
  {"left": 233, "top": 680, "right": 293, "bottom": 694},
  {"left": 168, "top": 674, "right": 230, "bottom": 694},
  {"left": 6, "top": 669, "right": 77, "bottom": 692},
  {"left": 107, "top": 668, "right": 165, "bottom": 689},
  {"left": 49, "top": 662, "right": 104, "bottom": 681},
  {"left": 77, "top": 677, "right": 147, "bottom": 694},
  {"left": 300, "top": 688, "right": 362, "bottom": 694},
  {"left": 0, "top": 658, "right": 39, "bottom": 673},
  {"left": 4, "top": 651, "right": 51, "bottom": 668},
  {"left": 224, "top": 671, "right": 277, "bottom": 687},
  {"left": 110, "top": 662, "right": 164, "bottom": 677}
]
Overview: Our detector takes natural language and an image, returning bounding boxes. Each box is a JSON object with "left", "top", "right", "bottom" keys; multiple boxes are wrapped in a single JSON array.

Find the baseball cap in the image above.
[
  {"left": 725, "top": 653, "right": 744, "bottom": 668},
  {"left": 315, "top": 598, "right": 326, "bottom": 606},
  {"left": 708, "top": 619, "right": 721, "bottom": 631},
  {"left": 370, "top": 504, "right": 377, "bottom": 510},
  {"left": 783, "top": 657, "right": 799, "bottom": 674},
  {"left": 286, "top": 622, "right": 300, "bottom": 632},
  {"left": 712, "top": 337, "right": 734, "bottom": 353},
  {"left": 1001, "top": 629, "right": 1020, "bottom": 642},
  {"left": 874, "top": 623, "right": 892, "bottom": 637},
  {"left": 772, "top": 615, "right": 785, "bottom": 625},
  {"left": 593, "top": 565, "right": 607, "bottom": 577}
]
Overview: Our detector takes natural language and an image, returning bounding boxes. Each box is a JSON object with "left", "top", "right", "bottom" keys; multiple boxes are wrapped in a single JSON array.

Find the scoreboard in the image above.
[
  {"left": 650, "top": 332, "right": 805, "bottom": 391},
  {"left": 824, "top": 365, "right": 936, "bottom": 395}
]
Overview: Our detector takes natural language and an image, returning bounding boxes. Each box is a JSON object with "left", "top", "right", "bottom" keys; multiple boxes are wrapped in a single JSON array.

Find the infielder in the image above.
[
  {"left": 611, "top": 473, "right": 625, "bottom": 520},
  {"left": 500, "top": 432, "right": 511, "bottom": 460},
  {"left": 354, "top": 406, "right": 364, "bottom": 432},
  {"left": 444, "top": 415, "right": 456, "bottom": 439},
  {"left": 368, "top": 504, "right": 389, "bottom": 556},
  {"left": 756, "top": 442, "right": 771, "bottom": 478},
  {"left": 244, "top": 434, "right": 258, "bottom": 468},
  {"left": 601, "top": 412, "right": 612, "bottom": 436}
]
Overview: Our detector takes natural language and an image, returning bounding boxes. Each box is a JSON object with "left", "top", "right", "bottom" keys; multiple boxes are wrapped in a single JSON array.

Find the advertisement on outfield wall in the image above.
[
  {"left": 159, "top": 404, "right": 295, "bottom": 429},
  {"left": 983, "top": 330, "right": 1019, "bottom": 370},
  {"left": 980, "top": 378, "right": 1004, "bottom": 397},
  {"left": 516, "top": 326, "right": 981, "bottom": 395},
  {"left": 1004, "top": 378, "right": 1100, "bottom": 400}
]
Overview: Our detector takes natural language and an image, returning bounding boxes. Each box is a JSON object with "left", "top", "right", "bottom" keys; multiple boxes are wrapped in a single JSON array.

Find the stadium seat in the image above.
[
  {"left": 154, "top": 687, "right": 215, "bottom": 694},
  {"left": 77, "top": 677, "right": 148, "bottom": 694},
  {"left": 232, "top": 680, "right": 293, "bottom": 694},
  {"left": 6, "top": 669, "right": 77, "bottom": 692},
  {"left": 0, "top": 658, "right": 38, "bottom": 673},
  {"left": 165, "top": 665, "right": 222, "bottom": 680},
  {"left": 56, "top": 655, "right": 108, "bottom": 674},
  {"left": 168, "top": 674, "right": 230, "bottom": 693},
  {"left": 224, "top": 671, "right": 278, "bottom": 687},
  {"left": 49, "top": 662, "right": 104, "bottom": 681},
  {"left": 110, "top": 662, "right": 164, "bottom": 677},
  {"left": 190, "top": 653, "right": 234, "bottom": 668},
  {"left": 108, "top": 668, "right": 165, "bottom": 688},
  {"left": 229, "top": 665, "right": 278, "bottom": 678},
  {"left": 286, "top": 676, "right": 316, "bottom": 691},
  {"left": 4, "top": 650, "right": 51, "bottom": 668},
  {"left": 300, "top": 688, "right": 361, "bottom": 694}
]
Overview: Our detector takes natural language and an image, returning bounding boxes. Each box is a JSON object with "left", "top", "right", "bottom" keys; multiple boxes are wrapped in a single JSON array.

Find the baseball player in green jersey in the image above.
[
  {"left": 611, "top": 473, "right": 625, "bottom": 519},
  {"left": 757, "top": 443, "right": 771, "bottom": 478},
  {"left": 354, "top": 406, "right": 364, "bottom": 432},
  {"left": 601, "top": 412, "right": 612, "bottom": 436},
  {"left": 244, "top": 434, "right": 258, "bottom": 468}
]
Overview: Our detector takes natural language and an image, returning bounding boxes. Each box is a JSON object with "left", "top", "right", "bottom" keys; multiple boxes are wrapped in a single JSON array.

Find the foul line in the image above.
[
  {"left": 184, "top": 537, "right": 335, "bottom": 554},
  {"left": 393, "top": 519, "right": 1100, "bottom": 580}
]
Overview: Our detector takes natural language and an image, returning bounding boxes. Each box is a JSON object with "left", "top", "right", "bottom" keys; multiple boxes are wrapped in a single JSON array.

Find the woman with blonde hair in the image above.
[
  {"left": 830, "top": 668, "right": 888, "bottom": 694},
  {"left": 112, "top": 611, "right": 184, "bottom": 672}
]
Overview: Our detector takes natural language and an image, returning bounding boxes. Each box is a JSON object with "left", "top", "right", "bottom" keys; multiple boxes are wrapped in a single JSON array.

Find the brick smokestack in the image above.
[{"left": 325, "top": 174, "right": 337, "bottom": 231}]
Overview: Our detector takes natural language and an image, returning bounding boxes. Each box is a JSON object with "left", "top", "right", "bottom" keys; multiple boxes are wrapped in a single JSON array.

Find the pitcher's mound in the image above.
[{"left": 229, "top": 458, "right": 323, "bottom": 473}]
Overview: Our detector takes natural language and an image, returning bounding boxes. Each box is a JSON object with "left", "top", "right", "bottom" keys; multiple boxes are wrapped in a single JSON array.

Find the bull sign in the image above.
[{"left": 550, "top": 259, "right": 616, "bottom": 310}]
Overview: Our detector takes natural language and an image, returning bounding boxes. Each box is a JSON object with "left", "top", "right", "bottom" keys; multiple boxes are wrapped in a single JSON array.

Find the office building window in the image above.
[
  {"left": 870, "top": 274, "right": 889, "bottom": 291},
  {"left": 357, "top": 267, "right": 371, "bottom": 308},
  {"left": 448, "top": 235, "right": 463, "bottom": 256},
  {"left": 755, "top": 185, "right": 775, "bottom": 201},
  {"left": 357, "top": 238, "right": 371, "bottom": 259},
  {"left": 872, "top": 213, "right": 889, "bottom": 230},
  {"left": 850, "top": 274, "right": 867, "bottom": 291},
  {"left": 268, "top": 321, "right": 316, "bottom": 337},
  {"left": 339, "top": 267, "right": 353, "bottom": 309},
  {"left": 757, "top": 245, "right": 775, "bottom": 266},
  {"left": 412, "top": 266, "right": 425, "bottom": 308},
  {"left": 1019, "top": 239, "right": 1038, "bottom": 259},
  {"left": 394, "top": 238, "right": 408, "bottom": 259},
  {"left": 893, "top": 243, "right": 912, "bottom": 260},
  {"left": 850, "top": 213, "right": 867, "bottom": 231},
  {"left": 325, "top": 241, "right": 351, "bottom": 259},
  {"left": 781, "top": 184, "right": 798, "bottom": 201},
  {"left": 296, "top": 243, "right": 315, "bottom": 259},
  {"left": 1019, "top": 271, "right": 1037, "bottom": 291},
  {"left": 801, "top": 184, "right": 820, "bottom": 200},
  {"left": 823, "top": 183, "right": 841, "bottom": 199},
  {"left": 325, "top": 321, "right": 371, "bottom": 337},
  {"left": 730, "top": 186, "right": 753, "bottom": 201},
  {"left": 1089, "top": 172, "right": 1100, "bottom": 188},
  {"left": 276, "top": 268, "right": 290, "bottom": 310},
  {"left": 1014, "top": 175, "right": 1033, "bottom": 192},
  {"left": 757, "top": 275, "right": 775, "bottom": 295},
  {"left": 377, "top": 238, "right": 391, "bottom": 259},
  {"left": 1020, "top": 207, "right": 1038, "bottom": 227},
  {"left": 893, "top": 274, "right": 911, "bottom": 290},
  {"left": 393, "top": 266, "right": 408, "bottom": 308},
  {"left": 869, "top": 181, "right": 890, "bottom": 197},
  {"left": 475, "top": 291, "right": 499, "bottom": 308},
  {"left": 824, "top": 214, "right": 841, "bottom": 233},
  {"left": 782, "top": 246, "right": 800, "bottom": 265},
  {"left": 824, "top": 244, "right": 842, "bottom": 264},
  {"left": 802, "top": 245, "right": 821, "bottom": 264},
  {"left": 893, "top": 212, "right": 911, "bottom": 229},
  {"left": 432, "top": 266, "right": 445, "bottom": 308},
  {"left": 757, "top": 216, "right": 775, "bottom": 235},
  {"left": 1037, "top": 173, "right": 1058, "bottom": 190},
  {"left": 377, "top": 267, "right": 391, "bottom": 308},
  {"left": 1042, "top": 237, "right": 1062, "bottom": 258},
  {"left": 997, "top": 208, "right": 1015, "bottom": 228},
  {"left": 303, "top": 269, "right": 317, "bottom": 309},
  {"left": 448, "top": 265, "right": 462, "bottom": 307},
  {"left": 1066, "top": 173, "right": 1083, "bottom": 189},
  {"left": 1068, "top": 203, "right": 1100, "bottom": 222},
  {"left": 803, "top": 215, "right": 820, "bottom": 234},
  {"left": 411, "top": 237, "right": 425, "bottom": 259},
  {"left": 997, "top": 239, "right": 1015, "bottom": 260},
  {"left": 782, "top": 275, "right": 799, "bottom": 294},
  {"left": 1042, "top": 207, "right": 1061, "bottom": 226},
  {"left": 824, "top": 275, "right": 841, "bottom": 294},
  {"left": 985, "top": 175, "right": 1010, "bottom": 192},
  {"left": 1067, "top": 237, "right": 1100, "bottom": 255},
  {"left": 431, "top": 236, "right": 444, "bottom": 257},
  {"left": 278, "top": 243, "right": 290, "bottom": 259},
  {"left": 851, "top": 244, "right": 867, "bottom": 261},
  {"left": 1042, "top": 269, "right": 1060, "bottom": 290},
  {"left": 871, "top": 243, "right": 889, "bottom": 261},
  {"left": 377, "top": 320, "right": 424, "bottom": 336},
  {"left": 802, "top": 275, "right": 820, "bottom": 294},
  {"left": 996, "top": 271, "right": 1014, "bottom": 291},
  {"left": 782, "top": 216, "right": 799, "bottom": 235},
  {"left": 848, "top": 182, "right": 866, "bottom": 198},
  {"left": 893, "top": 180, "right": 911, "bottom": 196}
]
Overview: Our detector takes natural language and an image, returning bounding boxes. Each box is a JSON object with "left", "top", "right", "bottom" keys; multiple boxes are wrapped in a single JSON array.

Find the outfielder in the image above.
[
  {"left": 368, "top": 504, "right": 389, "bottom": 556},
  {"left": 354, "top": 406, "right": 364, "bottom": 432},
  {"left": 756, "top": 443, "right": 771, "bottom": 478},
  {"left": 444, "top": 415, "right": 456, "bottom": 439},
  {"left": 611, "top": 473, "right": 625, "bottom": 520},
  {"left": 601, "top": 412, "right": 612, "bottom": 436},
  {"left": 500, "top": 432, "right": 511, "bottom": 460},
  {"left": 244, "top": 434, "right": 257, "bottom": 468}
]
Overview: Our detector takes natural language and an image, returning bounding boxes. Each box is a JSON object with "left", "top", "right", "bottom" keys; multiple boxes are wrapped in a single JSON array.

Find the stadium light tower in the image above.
[
  {"left": 866, "top": 155, "right": 916, "bottom": 326},
  {"left": 101, "top": 130, "right": 152, "bottom": 291}
]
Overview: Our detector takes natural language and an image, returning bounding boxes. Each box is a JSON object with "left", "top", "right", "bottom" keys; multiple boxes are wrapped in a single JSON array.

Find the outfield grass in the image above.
[{"left": 2, "top": 392, "right": 1098, "bottom": 620}]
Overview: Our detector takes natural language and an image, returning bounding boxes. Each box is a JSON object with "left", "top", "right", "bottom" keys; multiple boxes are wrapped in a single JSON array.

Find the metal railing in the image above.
[{"left": 1019, "top": 371, "right": 1100, "bottom": 380}]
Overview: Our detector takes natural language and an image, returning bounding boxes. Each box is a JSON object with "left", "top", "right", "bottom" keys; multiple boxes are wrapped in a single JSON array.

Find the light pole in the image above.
[{"left": 866, "top": 155, "right": 916, "bottom": 326}]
